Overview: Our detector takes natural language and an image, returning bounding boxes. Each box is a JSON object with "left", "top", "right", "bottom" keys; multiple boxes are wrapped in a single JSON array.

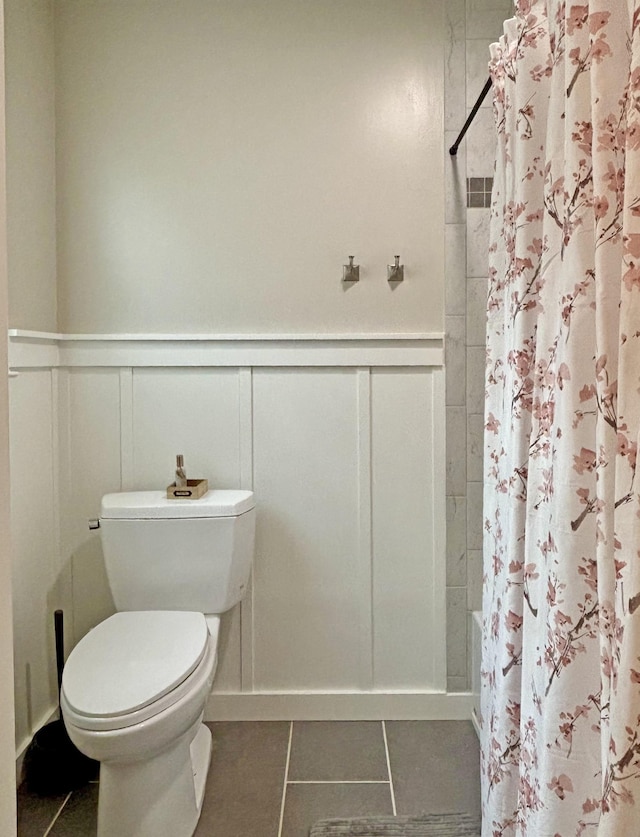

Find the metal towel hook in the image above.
[
  {"left": 342, "top": 256, "right": 360, "bottom": 283},
  {"left": 387, "top": 255, "right": 404, "bottom": 283}
]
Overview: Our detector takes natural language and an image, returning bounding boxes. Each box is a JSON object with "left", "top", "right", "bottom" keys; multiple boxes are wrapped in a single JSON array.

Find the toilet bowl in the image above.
[
  {"left": 60, "top": 489, "right": 255, "bottom": 837},
  {"left": 61, "top": 611, "right": 220, "bottom": 837}
]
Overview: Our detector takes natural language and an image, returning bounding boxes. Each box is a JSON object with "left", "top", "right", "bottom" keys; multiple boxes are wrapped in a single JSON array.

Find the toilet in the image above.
[{"left": 60, "top": 489, "right": 255, "bottom": 837}]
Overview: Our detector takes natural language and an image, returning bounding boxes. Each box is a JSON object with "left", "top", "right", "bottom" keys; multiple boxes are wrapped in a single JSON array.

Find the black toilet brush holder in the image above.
[{"left": 22, "top": 610, "right": 99, "bottom": 795}]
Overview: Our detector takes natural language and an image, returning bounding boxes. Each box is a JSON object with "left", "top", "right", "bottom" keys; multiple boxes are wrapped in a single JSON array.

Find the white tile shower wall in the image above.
[
  {"left": 444, "top": 316, "right": 465, "bottom": 406},
  {"left": 445, "top": 225, "right": 467, "bottom": 318},
  {"left": 444, "top": 0, "right": 511, "bottom": 691},
  {"left": 446, "top": 496, "right": 467, "bottom": 588}
]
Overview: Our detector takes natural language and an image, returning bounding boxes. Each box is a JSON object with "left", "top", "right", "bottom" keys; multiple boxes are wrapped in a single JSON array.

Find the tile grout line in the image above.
[
  {"left": 277, "top": 721, "right": 294, "bottom": 837},
  {"left": 382, "top": 721, "right": 397, "bottom": 816},
  {"left": 288, "top": 780, "right": 390, "bottom": 785},
  {"left": 42, "top": 791, "right": 73, "bottom": 837}
]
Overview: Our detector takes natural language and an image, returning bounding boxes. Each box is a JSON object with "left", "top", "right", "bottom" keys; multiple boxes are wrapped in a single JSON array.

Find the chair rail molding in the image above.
[{"left": 8, "top": 330, "right": 444, "bottom": 370}]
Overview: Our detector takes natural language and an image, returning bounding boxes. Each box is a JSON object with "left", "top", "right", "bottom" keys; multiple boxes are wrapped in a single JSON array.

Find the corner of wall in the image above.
[
  {"left": 443, "top": 0, "right": 511, "bottom": 694},
  {"left": 0, "top": 1, "right": 18, "bottom": 829}
]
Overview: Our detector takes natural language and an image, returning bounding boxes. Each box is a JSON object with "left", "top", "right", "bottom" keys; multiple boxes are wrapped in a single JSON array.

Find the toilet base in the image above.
[{"left": 97, "top": 721, "right": 212, "bottom": 837}]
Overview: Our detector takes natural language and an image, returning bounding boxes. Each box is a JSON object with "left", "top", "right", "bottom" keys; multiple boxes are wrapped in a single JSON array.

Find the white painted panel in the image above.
[
  {"left": 252, "top": 369, "right": 362, "bottom": 690},
  {"left": 66, "top": 369, "right": 122, "bottom": 643},
  {"left": 67, "top": 369, "right": 122, "bottom": 515},
  {"left": 9, "top": 371, "right": 57, "bottom": 748},
  {"left": 371, "top": 368, "right": 439, "bottom": 689},
  {"left": 8, "top": 339, "right": 449, "bottom": 751},
  {"left": 131, "top": 367, "right": 243, "bottom": 692},
  {"left": 131, "top": 368, "right": 241, "bottom": 489}
]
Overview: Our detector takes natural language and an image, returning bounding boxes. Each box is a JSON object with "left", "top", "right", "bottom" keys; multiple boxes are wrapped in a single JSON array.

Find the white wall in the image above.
[
  {"left": 5, "top": 0, "right": 462, "bottom": 766},
  {"left": 54, "top": 0, "right": 444, "bottom": 334},
  {"left": 0, "top": 2, "right": 18, "bottom": 831},
  {"left": 5, "top": 0, "right": 56, "bottom": 332}
]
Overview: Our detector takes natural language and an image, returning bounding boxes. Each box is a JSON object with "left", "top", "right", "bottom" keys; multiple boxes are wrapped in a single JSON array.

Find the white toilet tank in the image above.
[{"left": 99, "top": 490, "right": 255, "bottom": 614}]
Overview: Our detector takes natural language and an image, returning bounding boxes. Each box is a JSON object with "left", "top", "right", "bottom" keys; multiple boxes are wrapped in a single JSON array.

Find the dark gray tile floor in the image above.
[{"left": 17, "top": 720, "right": 480, "bottom": 836}]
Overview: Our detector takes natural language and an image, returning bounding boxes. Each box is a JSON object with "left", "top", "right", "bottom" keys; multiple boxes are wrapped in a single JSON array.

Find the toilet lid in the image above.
[{"left": 62, "top": 611, "right": 209, "bottom": 718}]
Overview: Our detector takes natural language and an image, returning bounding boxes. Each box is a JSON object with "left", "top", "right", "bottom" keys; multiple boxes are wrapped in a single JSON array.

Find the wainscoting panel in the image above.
[
  {"left": 130, "top": 367, "right": 242, "bottom": 489},
  {"left": 371, "top": 368, "right": 445, "bottom": 690},
  {"left": 8, "top": 333, "right": 458, "bottom": 728},
  {"left": 9, "top": 369, "right": 61, "bottom": 753},
  {"left": 129, "top": 366, "right": 245, "bottom": 693},
  {"left": 66, "top": 368, "right": 121, "bottom": 644},
  {"left": 252, "top": 368, "right": 362, "bottom": 691}
]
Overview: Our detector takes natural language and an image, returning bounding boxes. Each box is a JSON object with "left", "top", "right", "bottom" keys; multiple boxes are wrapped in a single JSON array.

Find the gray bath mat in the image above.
[{"left": 309, "top": 812, "right": 481, "bottom": 837}]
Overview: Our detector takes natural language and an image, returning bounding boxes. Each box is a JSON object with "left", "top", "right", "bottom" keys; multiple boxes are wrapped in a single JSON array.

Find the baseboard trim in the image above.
[
  {"left": 205, "top": 691, "right": 474, "bottom": 721},
  {"left": 17, "top": 694, "right": 474, "bottom": 779}
]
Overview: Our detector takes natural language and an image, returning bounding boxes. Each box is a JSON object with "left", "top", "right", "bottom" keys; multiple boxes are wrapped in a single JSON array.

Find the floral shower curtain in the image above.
[{"left": 482, "top": 1, "right": 640, "bottom": 835}]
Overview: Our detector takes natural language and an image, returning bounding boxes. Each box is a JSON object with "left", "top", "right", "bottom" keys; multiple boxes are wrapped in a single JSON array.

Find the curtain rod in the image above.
[{"left": 449, "top": 77, "right": 492, "bottom": 156}]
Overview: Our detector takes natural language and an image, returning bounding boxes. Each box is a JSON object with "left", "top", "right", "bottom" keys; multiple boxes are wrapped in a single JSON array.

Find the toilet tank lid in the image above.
[{"left": 101, "top": 489, "right": 255, "bottom": 519}]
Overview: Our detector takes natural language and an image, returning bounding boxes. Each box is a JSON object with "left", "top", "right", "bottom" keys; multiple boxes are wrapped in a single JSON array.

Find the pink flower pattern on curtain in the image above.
[{"left": 482, "top": 1, "right": 640, "bottom": 835}]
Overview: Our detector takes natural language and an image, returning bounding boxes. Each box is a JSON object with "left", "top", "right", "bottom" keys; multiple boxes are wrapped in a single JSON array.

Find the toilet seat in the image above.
[{"left": 61, "top": 611, "right": 219, "bottom": 732}]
